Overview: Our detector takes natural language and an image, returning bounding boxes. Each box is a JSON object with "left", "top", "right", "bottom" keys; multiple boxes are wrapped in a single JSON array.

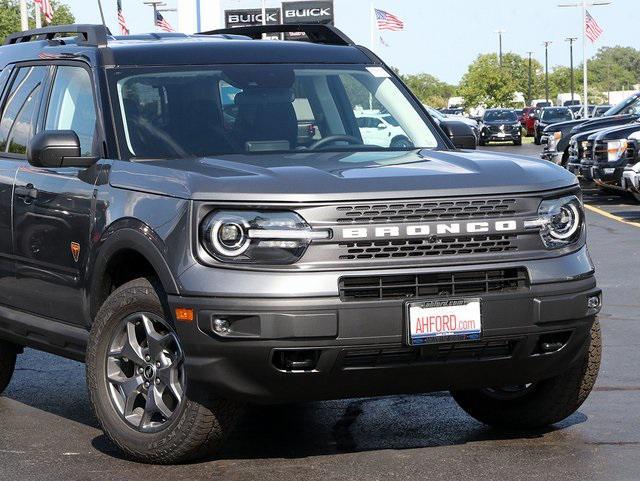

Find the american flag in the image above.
[
  {"left": 585, "top": 10, "right": 603, "bottom": 43},
  {"left": 35, "top": 0, "right": 54, "bottom": 23},
  {"left": 117, "top": 0, "right": 130, "bottom": 36},
  {"left": 155, "top": 11, "right": 174, "bottom": 32},
  {"left": 375, "top": 8, "right": 404, "bottom": 31}
]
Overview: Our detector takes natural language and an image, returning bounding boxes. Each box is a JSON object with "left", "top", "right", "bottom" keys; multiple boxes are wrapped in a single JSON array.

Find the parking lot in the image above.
[{"left": 1, "top": 142, "right": 639, "bottom": 481}]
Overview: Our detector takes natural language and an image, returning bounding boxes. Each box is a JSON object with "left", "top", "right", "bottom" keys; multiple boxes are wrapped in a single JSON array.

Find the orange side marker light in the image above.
[{"left": 175, "top": 308, "right": 194, "bottom": 322}]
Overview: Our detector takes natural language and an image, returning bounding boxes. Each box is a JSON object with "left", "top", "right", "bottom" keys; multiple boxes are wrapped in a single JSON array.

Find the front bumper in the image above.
[
  {"left": 622, "top": 167, "right": 640, "bottom": 193},
  {"left": 171, "top": 248, "right": 600, "bottom": 404},
  {"left": 481, "top": 130, "right": 521, "bottom": 142}
]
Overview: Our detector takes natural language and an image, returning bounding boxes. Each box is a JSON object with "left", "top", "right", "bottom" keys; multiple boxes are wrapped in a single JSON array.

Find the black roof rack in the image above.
[
  {"left": 200, "top": 24, "right": 355, "bottom": 46},
  {"left": 4, "top": 24, "right": 111, "bottom": 47}
]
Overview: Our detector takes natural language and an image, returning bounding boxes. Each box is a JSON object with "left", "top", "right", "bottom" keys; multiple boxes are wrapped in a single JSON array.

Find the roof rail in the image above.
[
  {"left": 4, "top": 24, "right": 111, "bottom": 47},
  {"left": 199, "top": 24, "right": 355, "bottom": 46}
]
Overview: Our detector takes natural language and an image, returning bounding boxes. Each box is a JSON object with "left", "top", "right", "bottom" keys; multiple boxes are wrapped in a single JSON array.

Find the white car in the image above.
[{"left": 355, "top": 113, "right": 413, "bottom": 148}]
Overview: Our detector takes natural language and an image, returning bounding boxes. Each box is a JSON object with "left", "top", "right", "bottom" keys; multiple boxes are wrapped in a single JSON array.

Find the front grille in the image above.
[
  {"left": 593, "top": 141, "right": 636, "bottom": 164},
  {"left": 338, "top": 235, "right": 518, "bottom": 260},
  {"left": 335, "top": 198, "right": 517, "bottom": 224},
  {"left": 488, "top": 125, "right": 503, "bottom": 134},
  {"left": 341, "top": 339, "right": 519, "bottom": 368},
  {"left": 339, "top": 267, "right": 529, "bottom": 301}
]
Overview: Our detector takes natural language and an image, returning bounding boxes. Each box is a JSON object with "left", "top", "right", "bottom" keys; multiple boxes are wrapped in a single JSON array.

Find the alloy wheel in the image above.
[{"left": 105, "top": 312, "right": 185, "bottom": 432}]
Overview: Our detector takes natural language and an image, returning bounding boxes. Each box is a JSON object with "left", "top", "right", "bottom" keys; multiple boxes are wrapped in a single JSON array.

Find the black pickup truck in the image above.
[{"left": 541, "top": 92, "right": 640, "bottom": 165}]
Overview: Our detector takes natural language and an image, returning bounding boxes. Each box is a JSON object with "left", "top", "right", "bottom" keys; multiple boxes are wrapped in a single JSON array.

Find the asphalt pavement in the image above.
[{"left": 1, "top": 142, "right": 639, "bottom": 481}]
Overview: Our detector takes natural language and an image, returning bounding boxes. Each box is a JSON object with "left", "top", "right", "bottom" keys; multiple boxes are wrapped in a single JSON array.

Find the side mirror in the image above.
[
  {"left": 27, "top": 130, "right": 97, "bottom": 168},
  {"left": 377, "top": 123, "right": 387, "bottom": 129},
  {"left": 440, "top": 121, "right": 476, "bottom": 150}
]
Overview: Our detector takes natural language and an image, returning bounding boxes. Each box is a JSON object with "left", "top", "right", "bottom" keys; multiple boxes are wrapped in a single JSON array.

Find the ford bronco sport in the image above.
[{"left": 0, "top": 24, "right": 601, "bottom": 464}]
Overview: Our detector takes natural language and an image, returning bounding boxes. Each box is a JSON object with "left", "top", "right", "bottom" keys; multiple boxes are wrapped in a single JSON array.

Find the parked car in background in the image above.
[
  {"left": 532, "top": 99, "right": 553, "bottom": 108},
  {"left": 541, "top": 91, "right": 640, "bottom": 165},
  {"left": 622, "top": 155, "right": 640, "bottom": 201},
  {"left": 521, "top": 106, "right": 536, "bottom": 136},
  {"left": 568, "top": 105, "right": 583, "bottom": 117},
  {"left": 479, "top": 109, "right": 522, "bottom": 146},
  {"left": 592, "top": 105, "right": 612, "bottom": 118},
  {"left": 356, "top": 112, "right": 413, "bottom": 148},
  {"left": 567, "top": 122, "right": 640, "bottom": 195},
  {"left": 424, "top": 106, "right": 478, "bottom": 148},
  {"left": 534, "top": 107, "right": 574, "bottom": 145},
  {"left": 440, "top": 107, "right": 465, "bottom": 116}
]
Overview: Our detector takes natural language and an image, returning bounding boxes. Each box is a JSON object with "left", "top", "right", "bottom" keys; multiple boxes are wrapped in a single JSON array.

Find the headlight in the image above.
[
  {"left": 606, "top": 139, "right": 628, "bottom": 161},
  {"left": 524, "top": 195, "right": 584, "bottom": 249},
  {"left": 553, "top": 131, "right": 562, "bottom": 141},
  {"left": 200, "top": 210, "right": 330, "bottom": 264},
  {"left": 512, "top": 123, "right": 521, "bottom": 131}
]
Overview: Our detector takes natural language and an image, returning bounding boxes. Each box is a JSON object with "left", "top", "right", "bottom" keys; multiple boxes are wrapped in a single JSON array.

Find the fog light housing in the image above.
[
  {"left": 212, "top": 318, "right": 231, "bottom": 334},
  {"left": 587, "top": 295, "right": 601, "bottom": 309}
]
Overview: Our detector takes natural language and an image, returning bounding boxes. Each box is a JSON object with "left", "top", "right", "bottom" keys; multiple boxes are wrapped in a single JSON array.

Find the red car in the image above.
[{"left": 520, "top": 107, "right": 537, "bottom": 136}]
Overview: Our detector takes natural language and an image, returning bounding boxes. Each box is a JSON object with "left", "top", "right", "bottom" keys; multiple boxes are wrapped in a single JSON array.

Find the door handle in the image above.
[{"left": 15, "top": 184, "right": 38, "bottom": 201}]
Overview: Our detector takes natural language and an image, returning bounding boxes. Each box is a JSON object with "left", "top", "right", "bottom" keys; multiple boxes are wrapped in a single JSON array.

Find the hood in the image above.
[
  {"left": 592, "top": 122, "right": 640, "bottom": 141},
  {"left": 573, "top": 128, "right": 604, "bottom": 142},
  {"left": 571, "top": 114, "right": 638, "bottom": 135},
  {"left": 109, "top": 150, "right": 577, "bottom": 202}
]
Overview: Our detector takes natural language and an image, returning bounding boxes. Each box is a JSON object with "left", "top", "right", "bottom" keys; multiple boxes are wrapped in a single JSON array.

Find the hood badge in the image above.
[{"left": 70, "top": 242, "right": 81, "bottom": 263}]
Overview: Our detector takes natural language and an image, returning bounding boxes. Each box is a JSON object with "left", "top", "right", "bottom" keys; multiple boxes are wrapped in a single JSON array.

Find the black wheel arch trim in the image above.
[{"left": 87, "top": 218, "right": 180, "bottom": 324}]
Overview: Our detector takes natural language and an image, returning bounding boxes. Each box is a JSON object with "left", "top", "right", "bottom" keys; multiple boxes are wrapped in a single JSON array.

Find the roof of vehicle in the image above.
[{"left": 0, "top": 24, "right": 376, "bottom": 69}]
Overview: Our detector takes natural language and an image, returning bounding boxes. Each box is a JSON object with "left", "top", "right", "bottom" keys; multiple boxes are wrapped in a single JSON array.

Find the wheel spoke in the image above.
[
  {"left": 157, "top": 365, "right": 183, "bottom": 404},
  {"left": 108, "top": 372, "right": 145, "bottom": 416},
  {"left": 141, "top": 315, "right": 174, "bottom": 360},
  {"left": 144, "top": 385, "right": 173, "bottom": 421},
  {"left": 109, "top": 322, "right": 147, "bottom": 366}
]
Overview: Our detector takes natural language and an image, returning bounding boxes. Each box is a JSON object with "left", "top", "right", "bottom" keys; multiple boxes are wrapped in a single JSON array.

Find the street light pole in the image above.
[
  {"left": 526, "top": 51, "right": 534, "bottom": 106},
  {"left": 543, "top": 41, "right": 552, "bottom": 104},
  {"left": 495, "top": 29, "right": 506, "bottom": 66},
  {"left": 566, "top": 37, "right": 577, "bottom": 103}
]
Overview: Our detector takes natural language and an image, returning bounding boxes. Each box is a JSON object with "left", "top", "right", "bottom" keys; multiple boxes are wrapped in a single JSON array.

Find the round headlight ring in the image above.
[
  {"left": 548, "top": 202, "right": 581, "bottom": 240},
  {"left": 210, "top": 219, "right": 250, "bottom": 257}
]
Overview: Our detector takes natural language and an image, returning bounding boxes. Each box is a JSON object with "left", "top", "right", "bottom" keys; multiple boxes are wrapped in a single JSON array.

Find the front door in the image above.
[{"left": 12, "top": 64, "right": 100, "bottom": 325}]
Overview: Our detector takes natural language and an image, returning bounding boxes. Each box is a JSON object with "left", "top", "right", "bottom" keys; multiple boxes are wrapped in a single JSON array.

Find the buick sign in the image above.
[
  {"left": 225, "top": 8, "right": 281, "bottom": 28},
  {"left": 282, "top": 1, "right": 335, "bottom": 25}
]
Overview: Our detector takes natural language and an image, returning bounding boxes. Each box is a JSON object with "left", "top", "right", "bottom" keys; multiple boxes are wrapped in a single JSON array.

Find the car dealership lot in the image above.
[{"left": 1, "top": 143, "right": 639, "bottom": 481}]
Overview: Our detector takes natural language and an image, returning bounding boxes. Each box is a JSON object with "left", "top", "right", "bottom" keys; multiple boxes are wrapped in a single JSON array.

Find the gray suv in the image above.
[{"left": 0, "top": 24, "right": 601, "bottom": 464}]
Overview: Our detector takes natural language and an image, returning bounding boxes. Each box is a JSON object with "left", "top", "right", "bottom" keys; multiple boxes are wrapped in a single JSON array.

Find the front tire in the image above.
[
  {"left": 86, "top": 278, "right": 239, "bottom": 464},
  {"left": 0, "top": 340, "right": 18, "bottom": 394},
  {"left": 451, "top": 320, "right": 601, "bottom": 430}
]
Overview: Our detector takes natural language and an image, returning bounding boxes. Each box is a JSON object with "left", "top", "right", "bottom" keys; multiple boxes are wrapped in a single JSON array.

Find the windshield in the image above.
[
  {"left": 483, "top": 110, "right": 518, "bottom": 122},
  {"left": 111, "top": 65, "right": 439, "bottom": 158},
  {"left": 605, "top": 94, "right": 640, "bottom": 116},
  {"left": 541, "top": 108, "right": 573, "bottom": 122}
]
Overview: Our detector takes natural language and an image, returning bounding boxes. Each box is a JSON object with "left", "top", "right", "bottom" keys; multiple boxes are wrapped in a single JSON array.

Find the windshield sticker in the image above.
[{"left": 366, "top": 67, "right": 391, "bottom": 78}]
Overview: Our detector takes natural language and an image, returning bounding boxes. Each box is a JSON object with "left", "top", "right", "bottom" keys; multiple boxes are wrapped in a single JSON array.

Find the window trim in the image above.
[{"left": 39, "top": 61, "right": 103, "bottom": 159}]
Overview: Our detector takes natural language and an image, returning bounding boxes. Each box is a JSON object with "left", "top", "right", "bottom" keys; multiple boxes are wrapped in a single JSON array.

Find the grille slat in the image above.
[
  {"left": 338, "top": 235, "right": 518, "bottom": 260},
  {"left": 342, "top": 339, "right": 519, "bottom": 368},
  {"left": 336, "top": 199, "right": 518, "bottom": 224},
  {"left": 339, "top": 268, "right": 529, "bottom": 302}
]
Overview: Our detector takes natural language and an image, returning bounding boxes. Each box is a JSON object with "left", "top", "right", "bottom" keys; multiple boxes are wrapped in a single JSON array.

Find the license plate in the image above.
[
  {"left": 497, "top": 132, "right": 506, "bottom": 138},
  {"left": 406, "top": 298, "right": 482, "bottom": 346}
]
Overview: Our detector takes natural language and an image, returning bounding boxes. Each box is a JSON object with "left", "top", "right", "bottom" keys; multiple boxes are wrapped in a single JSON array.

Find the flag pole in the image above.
[
  {"left": 97, "top": 0, "right": 107, "bottom": 27},
  {"left": 370, "top": 2, "right": 375, "bottom": 50},
  {"left": 582, "top": 0, "right": 588, "bottom": 118},
  {"left": 19, "top": 0, "right": 28, "bottom": 30},
  {"left": 35, "top": 2, "right": 42, "bottom": 28}
]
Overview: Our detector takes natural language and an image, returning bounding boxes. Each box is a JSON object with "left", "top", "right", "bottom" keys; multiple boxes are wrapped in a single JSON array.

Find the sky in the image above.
[{"left": 65, "top": 0, "right": 640, "bottom": 84}]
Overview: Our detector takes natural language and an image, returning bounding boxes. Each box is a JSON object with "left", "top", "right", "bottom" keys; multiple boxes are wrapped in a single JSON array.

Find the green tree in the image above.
[
  {"left": 0, "top": 0, "right": 75, "bottom": 44},
  {"left": 400, "top": 73, "right": 456, "bottom": 109},
  {"left": 459, "top": 53, "right": 518, "bottom": 108}
]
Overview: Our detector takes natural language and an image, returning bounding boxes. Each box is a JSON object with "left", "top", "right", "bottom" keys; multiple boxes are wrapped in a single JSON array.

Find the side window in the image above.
[
  {"left": 0, "top": 66, "right": 48, "bottom": 155},
  {"left": 45, "top": 66, "right": 98, "bottom": 156}
]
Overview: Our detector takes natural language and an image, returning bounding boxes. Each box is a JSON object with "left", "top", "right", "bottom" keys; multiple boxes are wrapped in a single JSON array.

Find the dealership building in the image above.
[{"left": 177, "top": 0, "right": 337, "bottom": 34}]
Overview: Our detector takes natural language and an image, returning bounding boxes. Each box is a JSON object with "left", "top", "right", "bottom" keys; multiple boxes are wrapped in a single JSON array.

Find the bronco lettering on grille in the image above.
[{"left": 341, "top": 220, "right": 518, "bottom": 240}]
